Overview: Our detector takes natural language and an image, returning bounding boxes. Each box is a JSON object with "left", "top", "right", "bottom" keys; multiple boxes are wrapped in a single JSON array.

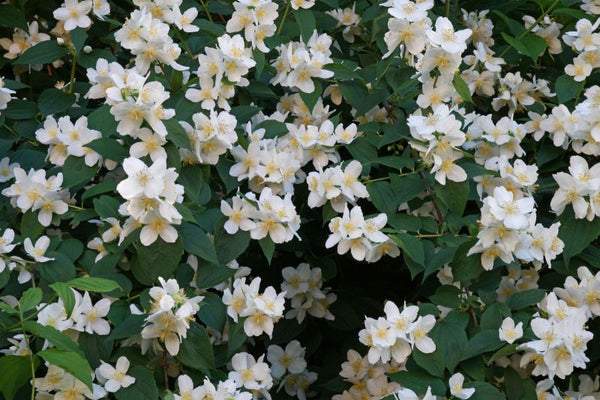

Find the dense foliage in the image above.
[{"left": 1, "top": 0, "right": 600, "bottom": 399}]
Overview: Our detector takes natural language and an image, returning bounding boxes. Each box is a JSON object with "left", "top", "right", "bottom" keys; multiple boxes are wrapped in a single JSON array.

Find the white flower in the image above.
[
  {"left": 53, "top": 0, "right": 93, "bottom": 31},
  {"left": 24, "top": 236, "right": 54, "bottom": 262},
  {"left": 97, "top": 356, "right": 136, "bottom": 392},
  {"left": 73, "top": 292, "right": 111, "bottom": 335},
  {"left": 449, "top": 373, "right": 475, "bottom": 399},
  {"left": 426, "top": 17, "right": 472, "bottom": 54},
  {"left": 499, "top": 317, "right": 523, "bottom": 344},
  {"left": 267, "top": 341, "right": 307, "bottom": 378}
]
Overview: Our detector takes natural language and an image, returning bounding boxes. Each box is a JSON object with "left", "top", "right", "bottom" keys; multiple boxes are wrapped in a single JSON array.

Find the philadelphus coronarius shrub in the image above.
[{"left": 2, "top": 0, "right": 600, "bottom": 399}]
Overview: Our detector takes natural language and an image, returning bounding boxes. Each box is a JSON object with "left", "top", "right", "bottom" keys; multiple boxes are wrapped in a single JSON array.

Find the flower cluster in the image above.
[
  {"left": 35, "top": 365, "right": 106, "bottom": 400},
  {"left": 326, "top": 205, "right": 399, "bottom": 262},
  {"left": 35, "top": 115, "right": 102, "bottom": 167},
  {"left": 271, "top": 31, "right": 334, "bottom": 93},
  {"left": 105, "top": 69, "right": 175, "bottom": 137},
  {"left": 268, "top": 340, "right": 318, "bottom": 400},
  {"left": 185, "top": 33, "right": 255, "bottom": 110},
  {"left": 116, "top": 157, "right": 184, "bottom": 246},
  {"left": 222, "top": 276, "right": 286, "bottom": 338},
  {"left": 359, "top": 301, "right": 436, "bottom": 364},
  {"left": 280, "top": 263, "right": 336, "bottom": 323},
  {"left": 179, "top": 110, "right": 238, "bottom": 165},
  {"left": 2, "top": 167, "right": 69, "bottom": 226},
  {"left": 114, "top": 6, "right": 185, "bottom": 74},
  {"left": 551, "top": 155, "right": 600, "bottom": 220},
  {"left": 469, "top": 184, "right": 563, "bottom": 271},
  {"left": 141, "top": 277, "right": 203, "bottom": 356},
  {"left": 221, "top": 187, "right": 300, "bottom": 243},
  {"left": 306, "top": 160, "right": 369, "bottom": 212},
  {"left": 226, "top": 0, "right": 279, "bottom": 52}
]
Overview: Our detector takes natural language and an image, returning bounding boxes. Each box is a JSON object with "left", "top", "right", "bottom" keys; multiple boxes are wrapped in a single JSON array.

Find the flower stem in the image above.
[
  {"left": 278, "top": 1, "right": 291, "bottom": 35},
  {"left": 175, "top": 29, "right": 194, "bottom": 58},
  {"left": 67, "top": 49, "right": 77, "bottom": 94},
  {"left": 499, "top": 0, "right": 560, "bottom": 58},
  {"left": 200, "top": 0, "right": 213, "bottom": 23}
]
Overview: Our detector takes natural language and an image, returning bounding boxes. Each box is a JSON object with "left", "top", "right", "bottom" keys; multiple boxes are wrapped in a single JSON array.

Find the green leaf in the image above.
[
  {"left": 555, "top": 75, "right": 585, "bottom": 103},
  {"left": 430, "top": 285, "right": 461, "bottom": 308},
  {"left": 131, "top": 237, "right": 184, "bottom": 285},
  {"left": 488, "top": 344, "right": 519, "bottom": 365},
  {"left": 70, "top": 28, "right": 88, "bottom": 54},
  {"left": 38, "top": 348, "right": 93, "bottom": 391},
  {"left": 37, "top": 88, "right": 75, "bottom": 116},
  {"left": 462, "top": 330, "right": 504, "bottom": 360},
  {"left": 176, "top": 321, "right": 215, "bottom": 370},
  {"left": 452, "top": 74, "right": 473, "bottom": 104},
  {"left": 256, "top": 119, "right": 289, "bottom": 139},
  {"left": 23, "top": 321, "right": 81, "bottom": 354},
  {"left": 93, "top": 195, "right": 121, "bottom": 219},
  {"left": 3, "top": 99, "right": 37, "bottom": 119},
  {"left": 451, "top": 240, "right": 483, "bottom": 283},
  {"left": 58, "top": 239, "right": 84, "bottom": 261},
  {"left": 81, "top": 180, "right": 118, "bottom": 202},
  {"left": 259, "top": 237, "right": 275, "bottom": 264},
  {"left": 179, "top": 223, "right": 219, "bottom": 265},
  {"left": 367, "top": 181, "right": 398, "bottom": 215},
  {"left": 504, "top": 289, "right": 545, "bottom": 310},
  {"left": 505, "top": 367, "right": 537, "bottom": 400},
  {"left": 114, "top": 366, "right": 159, "bottom": 400},
  {"left": 469, "top": 381, "right": 506, "bottom": 400},
  {"left": 87, "top": 105, "right": 117, "bottom": 137},
  {"left": 196, "top": 260, "right": 237, "bottom": 289},
  {"left": 39, "top": 252, "right": 77, "bottom": 283},
  {"left": 435, "top": 180, "right": 469, "bottom": 216},
  {"left": 87, "top": 138, "right": 128, "bottom": 162},
  {"left": 68, "top": 277, "right": 121, "bottom": 292},
  {"left": 295, "top": 8, "right": 316, "bottom": 42},
  {"left": 19, "top": 287, "right": 42, "bottom": 312},
  {"left": 501, "top": 33, "right": 547, "bottom": 62},
  {"left": 214, "top": 218, "right": 251, "bottom": 264},
  {"left": 61, "top": 157, "right": 98, "bottom": 189},
  {"left": 108, "top": 314, "right": 145, "bottom": 340},
  {"left": 391, "top": 174, "right": 430, "bottom": 205},
  {"left": 0, "top": 356, "right": 36, "bottom": 400},
  {"left": 164, "top": 119, "right": 192, "bottom": 150},
  {"left": 50, "top": 282, "right": 76, "bottom": 317},
  {"left": 20, "top": 211, "right": 44, "bottom": 240},
  {"left": 15, "top": 41, "right": 68, "bottom": 65},
  {"left": 0, "top": 5, "right": 28, "bottom": 30},
  {"left": 390, "top": 233, "right": 424, "bottom": 265}
]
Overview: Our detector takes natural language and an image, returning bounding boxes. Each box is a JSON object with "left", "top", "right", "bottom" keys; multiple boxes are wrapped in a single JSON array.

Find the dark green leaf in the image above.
[
  {"left": 0, "top": 356, "right": 36, "bottom": 400},
  {"left": 505, "top": 289, "right": 545, "bottom": 310},
  {"left": 176, "top": 321, "right": 215, "bottom": 370},
  {"left": 131, "top": 237, "right": 184, "bottom": 285},
  {"left": 37, "top": 88, "right": 75, "bottom": 116},
  {"left": 114, "top": 366, "right": 159, "bottom": 400},
  {"left": 0, "top": 5, "right": 28, "bottom": 30},
  {"left": 164, "top": 119, "right": 192, "bottom": 150},
  {"left": 179, "top": 223, "right": 219, "bottom": 265},
  {"left": 15, "top": 41, "right": 68, "bottom": 65}
]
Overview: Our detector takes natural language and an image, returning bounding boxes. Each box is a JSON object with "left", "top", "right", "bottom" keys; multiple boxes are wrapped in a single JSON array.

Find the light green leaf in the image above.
[
  {"left": 452, "top": 74, "right": 473, "bottom": 104},
  {"left": 19, "top": 287, "right": 42, "bottom": 312},
  {"left": 68, "top": 277, "right": 122, "bottom": 293},
  {"left": 37, "top": 349, "right": 93, "bottom": 391}
]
